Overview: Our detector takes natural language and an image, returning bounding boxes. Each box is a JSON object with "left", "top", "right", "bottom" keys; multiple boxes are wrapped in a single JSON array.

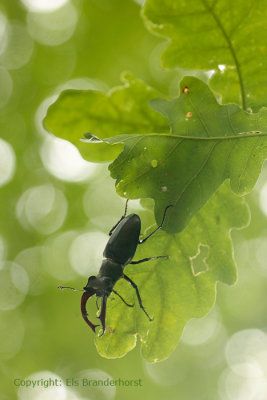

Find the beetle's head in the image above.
[{"left": 84, "top": 275, "right": 113, "bottom": 297}]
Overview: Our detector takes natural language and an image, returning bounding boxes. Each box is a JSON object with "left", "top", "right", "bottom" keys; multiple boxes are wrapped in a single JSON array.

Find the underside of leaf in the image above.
[{"left": 85, "top": 77, "right": 267, "bottom": 233}]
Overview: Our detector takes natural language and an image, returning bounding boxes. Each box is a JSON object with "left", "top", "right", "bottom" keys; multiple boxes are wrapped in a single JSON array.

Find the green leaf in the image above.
[
  {"left": 95, "top": 182, "right": 249, "bottom": 361},
  {"left": 43, "top": 73, "right": 169, "bottom": 162},
  {"left": 143, "top": 0, "right": 267, "bottom": 110},
  {"left": 88, "top": 76, "right": 267, "bottom": 233}
]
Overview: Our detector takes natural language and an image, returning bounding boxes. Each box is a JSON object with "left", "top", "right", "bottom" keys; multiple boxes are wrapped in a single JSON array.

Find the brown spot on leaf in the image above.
[
  {"left": 108, "top": 326, "right": 115, "bottom": 334},
  {"left": 183, "top": 86, "right": 189, "bottom": 94},
  {"left": 186, "top": 111, "right": 192, "bottom": 118}
]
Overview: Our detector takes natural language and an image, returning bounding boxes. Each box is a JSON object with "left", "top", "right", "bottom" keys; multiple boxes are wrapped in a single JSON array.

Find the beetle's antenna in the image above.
[
  {"left": 58, "top": 286, "right": 83, "bottom": 292},
  {"left": 123, "top": 199, "right": 129, "bottom": 217}
]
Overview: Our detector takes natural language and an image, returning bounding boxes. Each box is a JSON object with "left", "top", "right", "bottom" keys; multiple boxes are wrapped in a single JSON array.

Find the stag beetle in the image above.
[{"left": 59, "top": 201, "right": 173, "bottom": 336}]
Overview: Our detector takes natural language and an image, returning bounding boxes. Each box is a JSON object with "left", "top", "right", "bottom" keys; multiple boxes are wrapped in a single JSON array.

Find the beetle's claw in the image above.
[
  {"left": 81, "top": 290, "right": 100, "bottom": 333},
  {"left": 96, "top": 316, "right": 106, "bottom": 336},
  {"left": 96, "top": 315, "right": 106, "bottom": 336},
  {"left": 97, "top": 296, "right": 107, "bottom": 337},
  {"left": 91, "top": 324, "right": 100, "bottom": 333},
  {"left": 98, "top": 327, "right": 106, "bottom": 337}
]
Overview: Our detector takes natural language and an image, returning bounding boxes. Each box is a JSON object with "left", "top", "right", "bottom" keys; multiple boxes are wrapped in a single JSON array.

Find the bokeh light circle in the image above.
[
  {"left": 0, "top": 21, "right": 34, "bottom": 70},
  {"left": 16, "top": 184, "right": 68, "bottom": 234},
  {"left": 0, "top": 67, "right": 13, "bottom": 108},
  {"left": 41, "top": 136, "right": 97, "bottom": 182},
  {"left": 219, "top": 367, "right": 267, "bottom": 400},
  {"left": 259, "top": 181, "right": 267, "bottom": 217},
  {"left": 144, "top": 356, "right": 187, "bottom": 386},
  {"left": 70, "top": 231, "right": 109, "bottom": 277},
  {"left": 181, "top": 307, "right": 221, "bottom": 346},
  {"left": 17, "top": 371, "right": 67, "bottom": 400},
  {"left": 76, "top": 369, "right": 116, "bottom": 400},
  {"left": 20, "top": 0, "right": 68, "bottom": 13},
  {"left": 0, "top": 139, "right": 16, "bottom": 186},
  {"left": 0, "top": 235, "right": 6, "bottom": 261},
  {"left": 0, "top": 12, "right": 8, "bottom": 56},
  {"left": 43, "top": 231, "right": 79, "bottom": 281},
  {"left": 83, "top": 177, "right": 126, "bottom": 231},
  {"left": 225, "top": 329, "right": 267, "bottom": 377},
  {"left": 0, "top": 261, "right": 29, "bottom": 310},
  {"left": 15, "top": 247, "right": 46, "bottom": 296},
  {"left": 0, "top": 310, "right": 24, "bottom": 360},
  {"left": 255, "top": 237, "right": 267, "bottom": 277},
  {"left": 27, "top": 2, "right": 78, "bottom": 46}
]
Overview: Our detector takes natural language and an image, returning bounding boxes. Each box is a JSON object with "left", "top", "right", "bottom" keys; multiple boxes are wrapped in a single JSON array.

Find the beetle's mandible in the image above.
[{"left": 59, "top": 201, "right": 173, "bottom": 336}]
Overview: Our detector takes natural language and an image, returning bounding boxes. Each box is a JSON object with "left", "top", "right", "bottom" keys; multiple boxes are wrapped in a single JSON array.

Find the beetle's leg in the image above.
[
  {"left": 123, "top": 274, "right": 153, "bottom": 321},
  {"left": 123, "top": 199, "right": 129, "bottom": 217},
  {"left": 138, "top": 204, "right": 174, "bottom": 244},
  {"left": 130, "top": 255, "right": 169, "bottom": 265},
  {"left": 112, "top": 289, "right": 134, "bottom": 307},
  {"left": 108, "top": 216, "right": 124, "bottom": 236},
  {"left": 96, "top": 297, "right": 99, "bottom": 310},
  {"left": 108, "top": 199, "right": 129, "bottom": 236},
  {"left": 96, "top": 295, "right": 107, "bottom": 336}
]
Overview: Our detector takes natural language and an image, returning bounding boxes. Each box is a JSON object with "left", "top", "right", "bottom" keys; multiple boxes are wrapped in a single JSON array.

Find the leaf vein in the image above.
[
  {"left": 201, "top": 0, "right": 246, "bottom": 109},
  {"left": 237, "top": 136, "right": 261, "bottom": 192},
  {"left": 173, "top": 141, "right": 218, "bottom": 206}
]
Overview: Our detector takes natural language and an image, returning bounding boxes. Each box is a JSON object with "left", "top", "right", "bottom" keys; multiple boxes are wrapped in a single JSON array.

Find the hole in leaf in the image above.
[{"left": 190, "top": 244, "right": 209, "bottom": 275}]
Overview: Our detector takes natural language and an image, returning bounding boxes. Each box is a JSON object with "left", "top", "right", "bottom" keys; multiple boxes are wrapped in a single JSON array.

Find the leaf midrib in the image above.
[
  {"left": 201, "top": 0, "right": 246, "bottom": 109},
  {"left": 106, "top": 131, "right": 266, "bottom": 143}
]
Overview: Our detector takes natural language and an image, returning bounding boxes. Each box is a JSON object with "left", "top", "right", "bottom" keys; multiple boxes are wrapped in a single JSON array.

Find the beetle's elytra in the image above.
[{"left": 59, "top": 201, "right": 173, "bottom": 336}]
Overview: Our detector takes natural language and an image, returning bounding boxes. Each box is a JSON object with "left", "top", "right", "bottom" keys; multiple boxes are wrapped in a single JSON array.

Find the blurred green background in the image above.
[{"left": 1, "top": 0, "right": 267, "bottom": 399}]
